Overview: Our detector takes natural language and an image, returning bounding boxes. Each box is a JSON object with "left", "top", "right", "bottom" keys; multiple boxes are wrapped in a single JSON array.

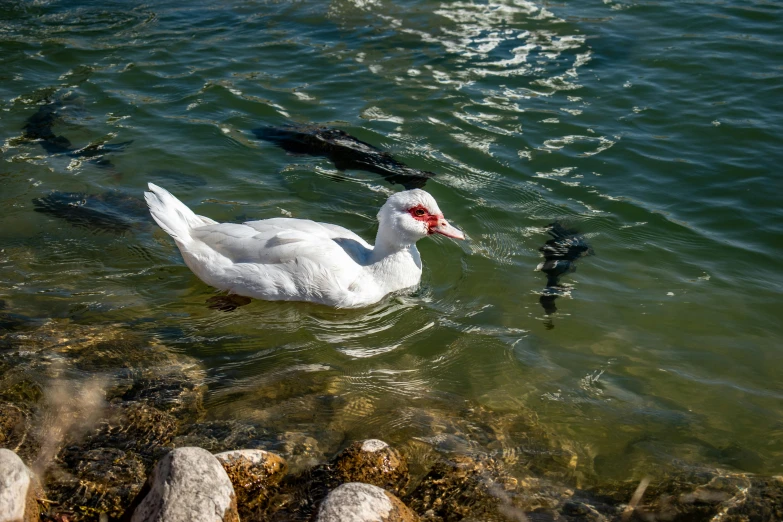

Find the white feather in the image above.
[{"left": 144, "top": 184, "right": 462, "bottom": 308}]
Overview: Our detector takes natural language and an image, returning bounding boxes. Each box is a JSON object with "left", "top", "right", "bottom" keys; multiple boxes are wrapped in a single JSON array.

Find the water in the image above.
[{"left": 1, "top": 0, "right": 782, "bottom": 487}]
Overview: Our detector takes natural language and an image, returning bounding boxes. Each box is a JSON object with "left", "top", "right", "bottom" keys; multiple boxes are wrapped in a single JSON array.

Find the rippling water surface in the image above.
[{"left": 2, "top": 0, "right": 782, "bottom": 483}]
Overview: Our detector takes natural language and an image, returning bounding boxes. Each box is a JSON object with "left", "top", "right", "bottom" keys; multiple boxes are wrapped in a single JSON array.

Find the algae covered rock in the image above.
[
  {"left": 172, "top": 420, "right": 272, "bottom": 453},
  {"left": 405, "top": 454, "right": 531, "bottom": 522},
  {"left": 44, "top": 403, "right": 178, "bottom": 520},
  {"left": 333, "top": 440, "right": 409, "bottom": 496},
  {"left": 0, "top": 402, "right": 28, "bottom": 451},
  {"left": 126, "top": 447, "right": 239, "bottom": 522},
  {"left": 0, "top": 448, "right": 41, "bottom": 522},
  {"left": 315, "top": 482, "right": 418, "bottom": 522},
  {"left": 591, "top": 469, "right": 783, "bottom": 522},
  {"left": 216, "top": 449, "right": 287, "bottom": 513}
]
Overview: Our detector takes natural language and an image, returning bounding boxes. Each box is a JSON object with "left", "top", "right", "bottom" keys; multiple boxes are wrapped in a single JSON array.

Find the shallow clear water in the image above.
[{"left": 1, "top": 0, "right": 782, "bottom": 482}]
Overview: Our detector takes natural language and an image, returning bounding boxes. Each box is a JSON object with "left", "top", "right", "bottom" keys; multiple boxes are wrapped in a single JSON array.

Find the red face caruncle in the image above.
[{"left": 408, "top": 204, "right": 441, "bottom": 234}]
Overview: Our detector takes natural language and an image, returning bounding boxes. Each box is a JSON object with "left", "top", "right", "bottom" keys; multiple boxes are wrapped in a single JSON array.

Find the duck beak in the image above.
[{"left": 431, "top": 218, "right": 465, "bottom": 240}]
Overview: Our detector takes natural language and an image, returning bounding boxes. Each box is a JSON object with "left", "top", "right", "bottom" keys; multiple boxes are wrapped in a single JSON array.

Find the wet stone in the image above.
[
  {"left": 274, "top": 431, "right": 322, "bottom": 472},
  {"left": 172, "top": 420, "right": 273, "bottom": 454},
  {"left": 216, "top": 449, "right": 287, "bottom": 515},
  {"left": 333, "top": 440, "right": 409, "bottom": 496},
  {"left": 726, "top": 475, "right": 783, "bottom": 520},
  {"left": 0, "top": 448, "right": 40, "bottom": 522},
  {"left": 83, "top": 402, "right": 178, "bottom": 462},
  {"left": 46, "top": 448, "right": 146, "bottom": 520},
  {"left": 44, "top": 403, "right": 178, "bottom": 520},
  {"left": 315, "top": 482, "right": 419, "bottom": 522},
  {"left": 0, "top": 402, "right": 28, "bottom": 451},
  {"left": 404, "top": 454, "right": 530, "bottom": 522},
  {"left": 587, "top": 468, "right": 783, "bottom": 521},
  {"left": 126, "top": 447, "right": 239, "bottom": 522}
]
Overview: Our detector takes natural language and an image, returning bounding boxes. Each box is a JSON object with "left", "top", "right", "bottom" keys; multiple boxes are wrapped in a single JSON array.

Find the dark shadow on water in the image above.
[
  {"left": 536, "top": 221, "right": 594, "bottom": 327},
  {"left": 22, "top": 96, "right": 131, "bottom": 168},
  {"left": 206, "top": 294, "right": 252, "bottom": 312},
  {"left": 253, "top": 123, "right": 434, "bottom": 189},
  {"left": 32, "top": 191, "right": 149, "bottom": 234}
]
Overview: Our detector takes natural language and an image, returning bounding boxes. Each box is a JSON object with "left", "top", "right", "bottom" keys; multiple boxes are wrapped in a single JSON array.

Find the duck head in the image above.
[{"left": 376, "top": 189, "right": 464, "bottom": 247}]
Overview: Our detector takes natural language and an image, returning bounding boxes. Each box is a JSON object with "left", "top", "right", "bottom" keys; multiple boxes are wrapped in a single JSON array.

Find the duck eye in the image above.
[{"left": 414, "top": 208, "right": 426, "bottom": 217}]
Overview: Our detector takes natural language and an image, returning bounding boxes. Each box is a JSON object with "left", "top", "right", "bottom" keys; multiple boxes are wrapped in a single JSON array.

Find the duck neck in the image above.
[
  {"left": 368, "top": 228, "right": 422, "bottom": 289},
  {"left": 371, "top": 226, "right": 415, "bottom": 262}
]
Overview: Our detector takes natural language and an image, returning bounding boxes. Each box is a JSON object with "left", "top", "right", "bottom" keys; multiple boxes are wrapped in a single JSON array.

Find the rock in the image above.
[
  {"left": 275, "top": 431, "right": 322, "bottom": 472},
  {"left": 0, "top": 402, "right": 28, "bottom": 451},
  {"left": 216, "top": 449, "right": 287, "bottom": 513},
  {"left": 315, "top": 482, "right": 418, "bottom": 522},
  {"left": 125, "top": 447, "right": 238, "bottom": 522},
  {"left": 46, "top": 447, "right": 147, "bottom": 520},
  {"left": 333, "top": 440, "right": 409, "bottom": 496},
  {"left": 587, "top": 469, "right": 783, "bottom": 521},
  {"left": 0, "top": 449, "right": 40, "bottom": 522},
  {"left": 172, "top": 420, "right": 272, "bottom": 454},
  {"left": 404, "top": 454, "right": 556, "bottom": 521}
]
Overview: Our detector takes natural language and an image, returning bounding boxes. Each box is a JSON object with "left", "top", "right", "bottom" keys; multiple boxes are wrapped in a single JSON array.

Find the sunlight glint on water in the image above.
[{"left": 0, "top": 0, "right": 782, "bottom": 482}]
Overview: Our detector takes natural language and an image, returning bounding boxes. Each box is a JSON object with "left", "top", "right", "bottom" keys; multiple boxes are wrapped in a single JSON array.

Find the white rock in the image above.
[
  {"left": 0, "top": 449, "right": 35, "bottom": 522},
  {"left": 360, "top": 439, "right": 389, "bottom": 453},
  {"left": 130, "top": 447, "right": 238, "bottom": 522},
  {"left": 317, "top": 483, "right": 392, "bottom": 522},
  {"left": 316, "top": 482, "right": 417, "bottom": 522},
  {"left": 215, "top": 448, "right": 275, "bottom": 465}
]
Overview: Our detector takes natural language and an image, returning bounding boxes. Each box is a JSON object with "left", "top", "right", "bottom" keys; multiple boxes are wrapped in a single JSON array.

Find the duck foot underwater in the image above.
[
  {"left": 253, "top": 123, "right": 435, "bottom": 189},
  {"left": 536, "top": 221, "right": 594, "bottom": 321},
  {"left": 206, "top": 295, "right": 252, "bottom": 312}
]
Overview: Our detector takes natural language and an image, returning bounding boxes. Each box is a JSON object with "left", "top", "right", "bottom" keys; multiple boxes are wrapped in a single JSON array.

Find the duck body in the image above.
[{"left": 145, "top": 184, "right": 463, "bottom": 308}]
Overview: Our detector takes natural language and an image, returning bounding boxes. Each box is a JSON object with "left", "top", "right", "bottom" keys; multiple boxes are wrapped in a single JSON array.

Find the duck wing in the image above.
[{"left": 191, "top": 218, "right": 372, "bottom": 267}]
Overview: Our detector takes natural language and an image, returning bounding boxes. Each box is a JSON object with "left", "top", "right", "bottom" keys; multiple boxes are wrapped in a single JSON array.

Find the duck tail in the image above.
[{"left": 144, "top": 183, "right": 215, "bottom": 242}]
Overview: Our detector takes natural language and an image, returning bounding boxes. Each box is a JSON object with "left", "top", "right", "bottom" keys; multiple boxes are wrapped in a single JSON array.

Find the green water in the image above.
[{"left": 1, "top": 0, "right": 782, "bottom": 483}]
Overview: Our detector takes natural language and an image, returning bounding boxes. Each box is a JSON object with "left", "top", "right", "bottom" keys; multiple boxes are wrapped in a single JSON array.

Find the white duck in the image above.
[{"left": 145, "top": 183, "right": 464, "bottom": 308}]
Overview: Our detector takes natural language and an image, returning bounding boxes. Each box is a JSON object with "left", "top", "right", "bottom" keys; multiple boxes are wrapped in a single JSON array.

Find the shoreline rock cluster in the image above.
[
  {"left": 2, "top": 437, "right": 783, "bottom": 522},
  {"left": 2, "top": 319, "right": 783, "bottom": 521}
]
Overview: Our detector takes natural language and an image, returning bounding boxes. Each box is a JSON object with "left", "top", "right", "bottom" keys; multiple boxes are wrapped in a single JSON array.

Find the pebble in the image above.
[
  {"left": 315, "top": 482, "right": 418, "bottom": 522},
  {"left": 333, "top": 439, "right": 409, "bottom": 495},
  {"left": 128, "top": 447, "right": 239, "bottom": 522},
  {"left": 215, "top": 449, "right": 287, "bottom": 511}
]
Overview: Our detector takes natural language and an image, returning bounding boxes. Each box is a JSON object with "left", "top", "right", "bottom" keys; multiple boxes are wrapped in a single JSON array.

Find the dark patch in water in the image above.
[
  {"left": 537, "top": 222, "right": 594, "bottom": 319},
  {"left": 253, "top": 123, "right": 434, "bottom": 189},
  {"left": 32, "top": 191, "right": 148, "bottom": 234},
  {"left": 22, "top": 98, "right": 131, "bottom": 167},
  {"left": 206, "top": 294, "right": 252, "bottom": 312}
]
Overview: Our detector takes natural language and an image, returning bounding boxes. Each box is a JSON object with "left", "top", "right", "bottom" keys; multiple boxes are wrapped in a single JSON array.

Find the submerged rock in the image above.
[
  {"left": 403, "top": 453, "right": 572, "bottom": 522},
  {"left": 590, "top": 469, "right": 783, "bottom": 522},
  {"left": 46, "top": 447, "right": 146, "bottom": 520},
  {"left": 315, "top": 482, "right": 418, "bottom": 522},
  {"left": 0, "top": 322, "right": 208, "bottom": 520},
  {"left": 333, "top": 440, "right": 409, "bottom": 496},
  {"left": 251, "top": 440, "right": 409, "bottom": 521},
  {"left": 172, "top": 420, "right": 273, "bottom": 454},
  {"left": 216, "top": 449, "right": 287, "bottom": 514},
  {"left": 125, "top": 447, "right": 239, "bottom": 522},
  {"left": 0, "top": 402, "right": 28, "bottom": 452},
  {"left": 0, "top": 449, "right": 40, "bottom": 522},
  {"left": 45, "top": 403, "right": 178, "bottom": 520}
]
